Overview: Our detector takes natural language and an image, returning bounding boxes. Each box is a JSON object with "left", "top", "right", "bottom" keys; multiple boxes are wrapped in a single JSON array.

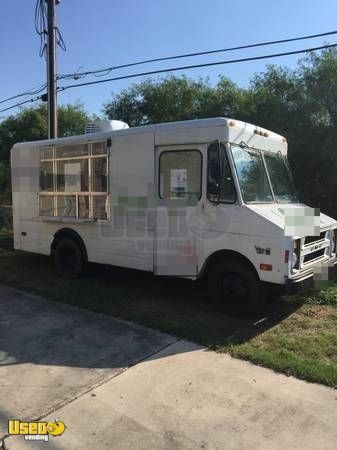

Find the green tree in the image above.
[
  {"left": 0, "top": 161, "right": 10, "bottom": 203},
  {"left": 239, "top": 65, "right": 304, "bottom": 135},
  {"left": 104, "top": 75, "right": 243, "bottom": 126},
  {"left": 288, "top": 50, "right": 337, "bottom": 216},
  {"left": 104, "top": 59, "right": 337, "bottom": 218},
  {"left": 3, "top": 50, "right": 336, "bottom": 219},
  {"left": 0, "top": 103, "right": 90, "bottom": 205},
  {"left": 0, "top": 103, "right": 89, "bottom": 162},
  {"left": 299, "top": 48, "right": 337, "bottom": 127}
]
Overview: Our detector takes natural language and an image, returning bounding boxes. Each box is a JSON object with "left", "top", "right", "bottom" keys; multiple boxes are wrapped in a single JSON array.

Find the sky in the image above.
[{"left": 1, "top": 0, "right": 337, "bottom": 121}]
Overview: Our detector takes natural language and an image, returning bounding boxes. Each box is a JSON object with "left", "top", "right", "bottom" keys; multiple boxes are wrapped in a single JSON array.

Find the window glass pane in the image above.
[
  {"left": 56, "top": 195, "right": 76, "bottom": 217},
  {"left": 39, "top": 141, "right": 110, "bottom": 220},
  {"left": 57, "top": 159, "right": 89, "bottom": 192},
  {"left": 207, "top": 144, "right": 236, "bottom": 203},
  {"left": 93, "top": 195, "right": 108, "bottom": 220},
  {"left": 92, "top": 157, "right": 107, "bottom": 192},
  {"left": 78, "top": 195, "right": 90, "bottom": 218},
  {"left": 159, "top": 151, "right": 201, "bottom": 200},
  {"left": 92, "top": 141, "right": 107, "bottom": 155},
  {"left": 40, "top": 147, "right": 53, "bottom": 160},
  {"left": 39, "top": 195, "right": 54, "bottom": 216},
  {"left": 264, "top": 153, "right": 298, "bottom": 203},
  {"left": 56, "top": 144, "right": 89, "bottom": 158},
  {"left": 231, "top": 145, "right": 273, "bottom": 203},
  {"left": 40, "top": 161, "right": 54, "bottom": 191}
]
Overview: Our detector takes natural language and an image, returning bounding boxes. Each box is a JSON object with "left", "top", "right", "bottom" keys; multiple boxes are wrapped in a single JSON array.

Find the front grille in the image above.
[
  {"left": 305, "top": 231, "right": 326, "bottom": 246},
  {"left": 303, "top": 249, "right": 325, "bottom": 264}
]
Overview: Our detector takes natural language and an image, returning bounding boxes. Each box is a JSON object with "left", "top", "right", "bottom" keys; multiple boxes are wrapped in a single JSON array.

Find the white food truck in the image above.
[{"left": 11, "top": 117, "right": 337, "bottom": 315}]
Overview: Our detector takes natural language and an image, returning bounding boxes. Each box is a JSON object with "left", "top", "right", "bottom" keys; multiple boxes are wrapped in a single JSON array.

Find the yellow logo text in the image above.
[{"left": 8, "top": 419, "right": 66, "bottom": 442}]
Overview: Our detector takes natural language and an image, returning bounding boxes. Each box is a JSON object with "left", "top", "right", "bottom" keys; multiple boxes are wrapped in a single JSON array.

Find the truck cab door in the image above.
[{"left": 154, "top": 145, "right": 204, "bottom": 276}]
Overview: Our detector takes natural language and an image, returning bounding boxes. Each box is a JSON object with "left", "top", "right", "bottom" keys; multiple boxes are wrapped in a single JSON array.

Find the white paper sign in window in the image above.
[
  {"left": 170, "top": 169, "right": 187, "bottom": 199},
  {"left": 159, "top": 150, "right": 201, "bottom": 201}
]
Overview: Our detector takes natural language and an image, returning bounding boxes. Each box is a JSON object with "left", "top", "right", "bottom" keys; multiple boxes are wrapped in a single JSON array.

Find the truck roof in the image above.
[{"left": 12, "top": 117, "right": 286, "bottom": 151}]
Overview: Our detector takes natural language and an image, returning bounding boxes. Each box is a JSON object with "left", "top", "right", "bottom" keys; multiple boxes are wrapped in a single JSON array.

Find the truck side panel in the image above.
[{"left": 11, "top": 132, "right": 155, "bottom": 272}]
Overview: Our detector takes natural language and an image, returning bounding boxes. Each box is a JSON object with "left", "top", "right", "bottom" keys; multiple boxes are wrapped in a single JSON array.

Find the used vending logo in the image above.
[{"left": 8, "top": 419, "right": 66, "bottom": 442}]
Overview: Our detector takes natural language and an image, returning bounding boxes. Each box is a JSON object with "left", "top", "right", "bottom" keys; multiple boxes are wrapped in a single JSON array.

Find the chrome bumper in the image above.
[{"left": 286, "top": 257, "right": 337, "bottom": 291}]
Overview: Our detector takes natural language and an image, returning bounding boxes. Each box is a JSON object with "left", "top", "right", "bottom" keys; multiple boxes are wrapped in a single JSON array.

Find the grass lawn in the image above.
[{"left": 0, "top": 245, "right": 337, "bottom": 387}]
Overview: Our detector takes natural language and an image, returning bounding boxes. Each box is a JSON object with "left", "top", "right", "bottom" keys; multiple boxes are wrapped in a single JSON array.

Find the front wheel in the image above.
[
  {"left": 208, "top": 260, "right": 265, "bottom": 317},
  {"left": 54, "top": 238, "right": 84, "bottom": 279}
]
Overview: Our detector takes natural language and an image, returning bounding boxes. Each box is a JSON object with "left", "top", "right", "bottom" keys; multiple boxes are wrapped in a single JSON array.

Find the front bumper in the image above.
[
  {"left": 286, "top": 258, "right": 337, "bottom": 293},
  {"left": 285, "top": 276, "right": 314, "bottom": 294}
]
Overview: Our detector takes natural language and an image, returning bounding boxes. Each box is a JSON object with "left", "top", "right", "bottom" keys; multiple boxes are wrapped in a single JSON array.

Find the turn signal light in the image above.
[
  {"left": 284, "top": 250, "right": 290, "bottom": 264},
  {"left": 260, "top": 264, "right": 273, "bottom": 271}
]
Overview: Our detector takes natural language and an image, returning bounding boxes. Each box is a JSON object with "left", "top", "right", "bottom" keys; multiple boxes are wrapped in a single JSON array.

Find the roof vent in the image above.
[{"left": 85, "top": 120, "right": 129, "bottom": 134}]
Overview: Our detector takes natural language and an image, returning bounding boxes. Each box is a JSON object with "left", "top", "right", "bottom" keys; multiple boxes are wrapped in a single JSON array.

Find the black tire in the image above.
[
  {"left": 208, "top": 259, "right": 265, "bottom": 317},
  {"left": 54, "top": 238, "right": 84, "bottom": 279}
]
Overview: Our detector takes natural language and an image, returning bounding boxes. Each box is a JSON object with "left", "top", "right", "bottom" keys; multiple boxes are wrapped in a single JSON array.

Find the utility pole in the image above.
[{"left": 46, "top": 0, "right": 57, "bottom": 139}]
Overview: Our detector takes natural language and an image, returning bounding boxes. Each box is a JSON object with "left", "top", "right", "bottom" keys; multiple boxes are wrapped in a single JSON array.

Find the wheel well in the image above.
[
  {"left": 51, "top": 228, "right": 88, "bottom": 262},
  {"left": 199, "top": 250, "right": 259, "bottom": 280}
]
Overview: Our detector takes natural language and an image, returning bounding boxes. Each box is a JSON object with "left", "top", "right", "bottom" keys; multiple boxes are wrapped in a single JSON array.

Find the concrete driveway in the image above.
[{"left": 1, "top": 286, "right": 337, "bottom": 450}]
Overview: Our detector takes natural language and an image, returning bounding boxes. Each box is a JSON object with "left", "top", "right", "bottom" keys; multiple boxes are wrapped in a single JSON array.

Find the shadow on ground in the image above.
[{"left": 0, "top": 247, "right": 303, "bottom": 370}]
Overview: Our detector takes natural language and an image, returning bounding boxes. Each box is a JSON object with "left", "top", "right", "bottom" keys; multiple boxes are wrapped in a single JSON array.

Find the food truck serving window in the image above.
[{"left": 39, "top": 141, "right": 109, "bottom": 220}]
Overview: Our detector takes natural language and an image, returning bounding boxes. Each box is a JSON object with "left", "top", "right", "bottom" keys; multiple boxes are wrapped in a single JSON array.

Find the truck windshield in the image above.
[
  {"left": 263, "top": 151, "right": 298, "bottom": 203},
  {"left": 231, "top": 145, "right": 298, "bottom": 204},
  {"left": 231, "top": 145, "right": 273, "bottom": 203}
]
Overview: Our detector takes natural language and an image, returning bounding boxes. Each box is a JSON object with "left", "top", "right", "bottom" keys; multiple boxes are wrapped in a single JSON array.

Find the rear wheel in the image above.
[
  {"left": 54, "top": 238, "right": 84, "bottom": 279},
  {"left": 208, "top": 259, "right": 265, "bottom": 316}
]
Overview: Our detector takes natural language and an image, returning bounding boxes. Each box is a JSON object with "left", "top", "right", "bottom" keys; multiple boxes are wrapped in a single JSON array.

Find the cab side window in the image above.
[{"left": 207, "top": 143, "right": 236, "bottom": 203}]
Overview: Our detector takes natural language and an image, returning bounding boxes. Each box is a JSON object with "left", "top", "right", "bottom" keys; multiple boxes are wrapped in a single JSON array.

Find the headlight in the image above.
[
  {"left": 292, "top": 239, "right": 301, "bottom": 270},
  {"left": 332, "top": 230, "right": 337, "bottom": 254},
  {"left": 292, "top": 251, "right": 298, "bottom": 269}
]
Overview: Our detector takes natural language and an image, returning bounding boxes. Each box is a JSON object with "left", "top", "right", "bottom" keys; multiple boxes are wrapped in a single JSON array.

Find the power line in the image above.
[
  {"left": 58, "top": 42, "right": 337, "bottom": 92},
  {"left": 57, "top": 29, "right": 337, "bottom": 81},
  {"left": 0, "top": 83, "right": 47, "bottom": 106},
  {"left": 0, "top": 1, "right": 65, "bottom": 108},
  {"left": 2, "top": 28, "right": 337, "bottom": 106},
  {"left": 34, "top": 0, "right": 48, "bottom": 58},
  {"left": 0, "top": 97, "right": 41, "bottom": 114},
  {"left": 1, "top": 41, "right": 337, "bottom": 115}
]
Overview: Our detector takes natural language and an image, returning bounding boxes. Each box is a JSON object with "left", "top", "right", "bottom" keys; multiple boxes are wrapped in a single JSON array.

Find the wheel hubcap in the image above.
[
  {"left": 61, "top": 247, "right": 77, "bottom": 272},
  {"left": 222, "top": 273, "right": 249, "bottom": 304}
]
